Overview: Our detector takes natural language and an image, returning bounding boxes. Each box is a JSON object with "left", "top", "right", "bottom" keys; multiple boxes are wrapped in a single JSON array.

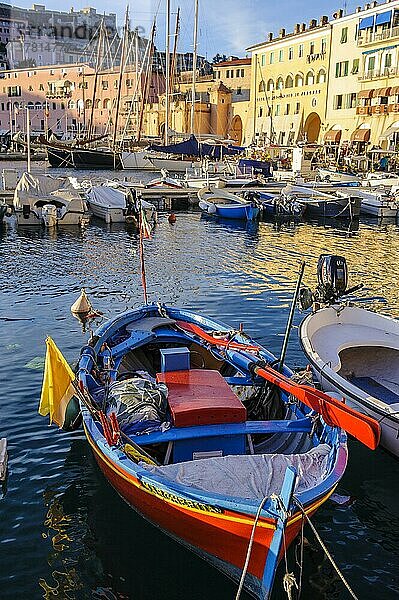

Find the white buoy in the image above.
[
  {"left": 0, "top": 438, "right": 7, "bottom": 481},
  {"left": 71, "top": 288, "right": 92, "bottom": 315}
]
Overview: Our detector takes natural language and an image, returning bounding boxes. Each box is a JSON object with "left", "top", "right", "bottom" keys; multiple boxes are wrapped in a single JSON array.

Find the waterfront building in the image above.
[
  {"left": 142, "top": 57, "right": 251, "bottom": 144},
  {"left": 246, "top": 18, "right": 331, "bottom": 146},
  {"left": 0, "top": 3, "right": 117, "bottom": 70},
  {"left": 0, "top": 62, "right": 163, "bottom": 139},
  {"left": 326, "top": 0, "right": 399, "bottom": 151}
]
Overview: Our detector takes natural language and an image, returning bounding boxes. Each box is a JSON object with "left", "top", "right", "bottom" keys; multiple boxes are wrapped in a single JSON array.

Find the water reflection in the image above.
[{"left": 1, "top": 207, "right": 399, "bottom": 599}]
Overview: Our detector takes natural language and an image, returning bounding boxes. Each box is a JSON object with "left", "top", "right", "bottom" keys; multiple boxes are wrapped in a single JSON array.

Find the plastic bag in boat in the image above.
[{"left": 106, "top": 377, "right": 168, "bottom": 432}]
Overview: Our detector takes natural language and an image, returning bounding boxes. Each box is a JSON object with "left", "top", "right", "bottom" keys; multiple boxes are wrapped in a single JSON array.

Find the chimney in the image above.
[
  {"left": 364, "top": 3, "right": 371, "bottom": 9},
  {"left": 301, "top": 22, "right": 306, "bottom": 31},
  {"left": 294, "top": 23, "right": 301, "bottom": 33},
  {"left": 268, "top": 32, "right": 273, "bottom": 41},
  {"left": 355, "top": 6, "right": 362, "bottom": 12},
  {"left": 309, "top": 18, "right": 317, "bottom": 28},
  {"left": 372, "top": 0, "right": 377, "bottom": 6},
  {"left": 320, "top": 15, "right": 328, "bottom": 25},
  {"left": 279, "top": 28, "right": 286, "bottom": 38}
]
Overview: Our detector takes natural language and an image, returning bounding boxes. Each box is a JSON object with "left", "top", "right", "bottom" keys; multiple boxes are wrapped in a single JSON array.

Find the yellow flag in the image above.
[{"left": 39, "top": 337, "right": 75, "bottom": 428}]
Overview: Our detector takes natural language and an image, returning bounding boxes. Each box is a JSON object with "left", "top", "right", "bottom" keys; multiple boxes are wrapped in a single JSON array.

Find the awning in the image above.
[
  {"left": 358, "top": 89, "right": 374, "bottom": 99},
  {"left": 391, "top": 86, "right": 399, "bottom": 96},
  {"left": 351, "top": 128, "right": 371, "bottom": 142},
  {"left": 373, "top": 87, "right": 392, "bottom": 97},
  {"left": 380, "top": 123, "right": 399, "bottom": 139},
  {"left": 375, "top": 11, "right": 392, "bottom": 26},
  {"left": 324, "top": 129, "right": 342, "bottom": 143},
  {"left": 359, "top": 16, "right": 374, "bottom": 30}
]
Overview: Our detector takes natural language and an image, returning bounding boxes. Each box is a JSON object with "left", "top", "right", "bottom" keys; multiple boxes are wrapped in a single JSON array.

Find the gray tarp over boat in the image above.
[{"left": 142, "top": 444, "right": 331, "bottom": 499}]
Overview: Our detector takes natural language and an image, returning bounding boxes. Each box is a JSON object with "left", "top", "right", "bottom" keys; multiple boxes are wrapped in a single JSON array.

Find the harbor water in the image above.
[{"left": 1, "top": 164, "right": 399, "bottom": 599}]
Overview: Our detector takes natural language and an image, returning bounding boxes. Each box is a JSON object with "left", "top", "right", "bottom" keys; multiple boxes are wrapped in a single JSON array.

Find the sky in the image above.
[{"left": 13, "top": 0, "right": 360, "bottom": 58}]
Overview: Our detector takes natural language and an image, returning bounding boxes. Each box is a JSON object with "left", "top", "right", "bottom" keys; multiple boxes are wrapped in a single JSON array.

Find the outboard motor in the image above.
[
  {"left": 299, "top": 254, "right": 362, "bottom": 310},
  {"left": 316, "top": 254, "right": 348, "bottom": 304},
  {"left": 41, "top": 204, "right": 58, "bottom": 228}
]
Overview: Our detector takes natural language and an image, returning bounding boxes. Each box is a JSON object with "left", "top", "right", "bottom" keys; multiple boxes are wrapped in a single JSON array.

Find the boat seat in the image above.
[
  {"left": 350, "top": 377, "right": 399, "bottom": 406},
  {"left": 312, "top": 324, "right": 399, "bottom": 371}
]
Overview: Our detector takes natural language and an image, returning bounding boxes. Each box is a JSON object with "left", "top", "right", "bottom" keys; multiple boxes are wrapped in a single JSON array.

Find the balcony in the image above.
[
  {"left": 389, "top": 103, "right": 399, "bottom": 113},
  {"left": 357, "top": 25, "right": 399, "bottom": 46},
  {"left": 359, "top": 66, "right": 399, "bottom": 81},
  {"left": 371, "top": 104, "right": 389, "bottom": 115},
  {"left": 356, "top": 106, "right": 371, "bottom": 115},
  {"left": 45, "top": 90, "right": 72, "bottom": 99}
]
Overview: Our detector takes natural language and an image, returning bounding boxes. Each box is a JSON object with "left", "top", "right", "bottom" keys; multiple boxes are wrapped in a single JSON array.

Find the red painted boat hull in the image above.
[{"left": 87, "top": 430, "right": 332, "bottom": 584}]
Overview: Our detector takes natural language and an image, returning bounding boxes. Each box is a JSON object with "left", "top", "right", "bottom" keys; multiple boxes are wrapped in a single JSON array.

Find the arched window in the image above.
[
  {"left": 85, "top": 99, "right": 92, "bottom": 109},
  {"left": 285, "top": 75, "right": 293, "bottom": 89},
  {"left": 67, "top": 100, "right": 75, "bottom": 109},
  {"left": 27, "top": 102, "right": 34, "bottom": 109},
  {"left": 94, "top": 99, "right": 101, "bottom": 109},
  {"left": 306, "top": 70, "right": 314, "bottom": 85},
  {"left": 35, "top": 102, "right": 42, "bottom": 110},
  {"left": 77, "top": 99, "right": 84, "bottom": 111},
  {"left": 317, "top": 69, "right": 326, "bottom": 84},
  {"left": 103, "top": 98, "right": 111, "bottom": 109},
  {"left": 276, "top": 77, "right": 284, "bottom": 90},
  {"left": 267, "top": 78, "right": 274, "bottom": 91},
  {"left": 258, "top": 80, "right": 266, "bottom": 92},
  {"left": 295, "top": 73, "right": 304, "bottom": 87},
  {"left": 13, "top": 101, "right": 20, "bottom": 109}
]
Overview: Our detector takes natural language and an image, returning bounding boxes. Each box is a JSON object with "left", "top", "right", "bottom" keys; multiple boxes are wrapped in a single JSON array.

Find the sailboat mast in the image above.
[
  {"left": 165, "top": 0, "right": 171, "bottom": 145},
  {"left": 190, "top": 0, "right": 199, "bottom": 134},
  {"left": 88, "top": 21, "right": 104, "bottom": 140},
  {"left": 113, "top": 6, "right": 129, "bottom": 150}
]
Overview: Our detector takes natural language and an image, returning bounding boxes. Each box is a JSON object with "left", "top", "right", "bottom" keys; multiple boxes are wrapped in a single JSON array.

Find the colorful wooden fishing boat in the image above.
[{"left": 71, "top": 303, "right": 379, "bottom": 599}]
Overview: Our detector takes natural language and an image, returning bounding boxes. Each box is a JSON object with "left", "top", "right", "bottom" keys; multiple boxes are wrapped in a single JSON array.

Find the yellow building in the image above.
[
  {"left": 326, "top": 0, "right": 399, "bottom": 151},
  {"left": 247, "top": 18, "right": 331, "bottom": 146},
  {"left": 141, "top": 57, "right": 251, "bottom": 143}
]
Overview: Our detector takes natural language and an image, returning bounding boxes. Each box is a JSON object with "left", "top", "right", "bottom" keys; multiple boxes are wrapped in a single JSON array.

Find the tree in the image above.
[{"left": 212, "top": 53, "right": 227, "bottom": 64}]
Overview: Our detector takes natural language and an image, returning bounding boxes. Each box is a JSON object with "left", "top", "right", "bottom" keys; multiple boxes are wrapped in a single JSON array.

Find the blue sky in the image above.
[{"left": 14, "top": 0, "right": 359, "bottom": 58}]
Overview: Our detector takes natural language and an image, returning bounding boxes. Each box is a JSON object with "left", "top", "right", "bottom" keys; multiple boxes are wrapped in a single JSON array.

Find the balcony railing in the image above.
[
  {"left": 357, "top": 25, "right": 399, "bottom": 46},
  {"left": 46, "top": 90, "right": 72, "bottom": 99},
  {"left": 389, "top": 103, "right": 399, "bottom": 113},
  {"left": 356, "top": 106, "right": 371, "bottom": 115},
  {"left": 371, "top": 104, "right": 389, "bottom": 115},
  {"left": 359, "top": 66, "right": 399, "bottom": 81}
]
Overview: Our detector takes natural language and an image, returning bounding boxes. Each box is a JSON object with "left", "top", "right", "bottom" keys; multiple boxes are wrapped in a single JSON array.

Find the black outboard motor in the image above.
[
  {"left": 299, "top": 254, "right": 363, "bottom": 310},
  {"left": 316, "top": 254, "right": 348, "bottom": 304}
]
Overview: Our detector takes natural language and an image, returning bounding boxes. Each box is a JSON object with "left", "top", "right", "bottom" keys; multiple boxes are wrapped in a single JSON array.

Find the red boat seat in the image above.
[{"left": 156, "top": 369, "right": 247, "bottom": 428}]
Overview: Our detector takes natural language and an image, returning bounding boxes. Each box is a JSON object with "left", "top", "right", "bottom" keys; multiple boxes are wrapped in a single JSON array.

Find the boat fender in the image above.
[{"left": 168, "top": 213, "right": 176, "bottom": 224}]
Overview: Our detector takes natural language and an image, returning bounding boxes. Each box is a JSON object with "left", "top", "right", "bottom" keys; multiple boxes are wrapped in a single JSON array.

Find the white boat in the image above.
[
  {"left": 121, "top": 151, "right": 158, "bottom": 171},
  {"left": 12, "top": 172, "right": 89, "bottom": 227},
  {"left": 361, "top": 172, "right": 399, "bottom": 189},
  {"left": 351, "top": 188, "right": 398, "bottom": 217},
  {"left": 318, "top": 168, "right": 361, "bottom": 184},
  {"left": 145, "top": 170, "right": 185, "bottom": 189},
  {"left": 148, "top": 155, "right": 195, "bottom": 173},
  {"left": 87, "top": 183, "right": 156, "bottom": 225},
  {"left": 300, "top": 305, "right": 399, "bottom": 457}
]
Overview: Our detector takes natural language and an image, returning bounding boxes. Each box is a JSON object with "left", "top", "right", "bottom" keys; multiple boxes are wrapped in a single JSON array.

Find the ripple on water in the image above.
[{"left": 1, "top": 207, "right": 399, "bottom": 599}]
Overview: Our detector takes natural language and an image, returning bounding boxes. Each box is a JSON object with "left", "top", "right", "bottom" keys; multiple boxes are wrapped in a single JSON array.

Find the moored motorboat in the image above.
[
  {"left": 299, "top": 254, "right": 398, "bottom": 457},
  {"left": 317, "top": 168, "right": 360, "bottom": 184},
  {"left": 87, "top": 183, "right": 156, "bottom": 225},
  {"left": 12, "top": 172, "right": 89, "bottom": 227},
  {"left": 198, "top": 187, "right": 260, "bottom": 220}
]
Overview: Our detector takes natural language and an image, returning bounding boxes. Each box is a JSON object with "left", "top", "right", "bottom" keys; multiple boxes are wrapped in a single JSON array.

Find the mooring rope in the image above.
[
  {"left": 235, "top": 495, "right": 269, "bottom": 600},
  {"left": 293, "top": 497, "right": 360, "bottom": 600}
]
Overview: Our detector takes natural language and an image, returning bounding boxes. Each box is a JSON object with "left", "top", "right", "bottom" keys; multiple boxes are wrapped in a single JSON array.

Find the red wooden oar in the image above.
[
  {"left": 175, "top": 319, "right": 380, "bottom": 450},
  {"left": 175, "top": 320, "right": 260, "bottom": 352},
  {"left": 252, "top": 363, "right": 380, "bottom": 450}
]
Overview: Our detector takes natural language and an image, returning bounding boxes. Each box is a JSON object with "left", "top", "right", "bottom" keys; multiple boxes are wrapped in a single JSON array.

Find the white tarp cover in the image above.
[
  {"left": 142, "top": 444, "right": 331, "bottom": 500},
  {"left": 88, "top": 186, "right": 127, "bottom": 209},
  {"left": 13, "top": 172, "right": 75, "bottom": 208}
]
